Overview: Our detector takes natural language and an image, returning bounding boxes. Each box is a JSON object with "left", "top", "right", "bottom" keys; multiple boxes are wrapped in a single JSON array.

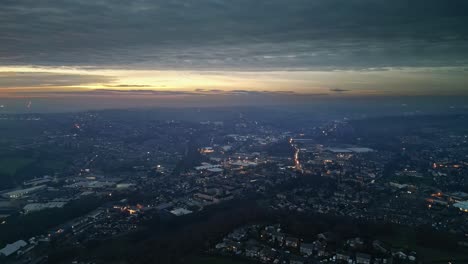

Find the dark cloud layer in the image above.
[
  {"left": 0, "top": 72, "right": 114, "bottom": 88},
  {"left": 1, "top": 0, "right": 468, "bottom": 70},
  {"left": 330, "top": 88, "right": 350, "bottom": 93}
]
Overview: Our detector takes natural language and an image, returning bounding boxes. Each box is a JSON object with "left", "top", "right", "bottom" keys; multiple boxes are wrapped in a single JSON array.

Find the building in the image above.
[
  {"left": 336, "top": 252, "right": 352, "bottom": 262},
  {"left": 224, "top": 241, "right": 240, "bottom": 253},
  {"left": 285, "top": 237, "right": 300, "bottom": 248},
  {"left": 300, "top": 243, "right": 314, "bottom": 256},
  {"left": 116, "top": 183, "right": 135, "bottom": 189},
  {"left": 271, "top": 231, "right": 285, "bottom": 244},
  {"left": 194, "top": 193, "right": 220, "bottom": 203},
  {"left": 453, "top": 201, "right": 468, "bottom": 212},
  {"left": 290, "top": 255, "right": 306, "bottom": 264},
  {"left": 169, "top": 208, "right": 192, "bottom": 216},
  {"left": 23, "top": 176, "right": 52, "bottom": 186},
  {"left": 245, "top": 245, "right": 260, "bottom": 258},
  {"left": 200, "top": 147, "right": 215, "bottom": 154},
  {"left": 259, "top": 248, "right": 277, "bottom": 262},
  {"left": 23, "top": 202, "right": 67, "bottom": 214},
  {"left": 0, "top": 240, "right": 27, "bottom": 257},
  {"left": 372, "top": 240, "right": 389, "bottom": 254},
  {"left": 1, "top": 185, "right": 47, "bottom": 199},
  {"left": 195, "top": 163, "right": 222, "bottom": 171},
  {"left": 356, "top": 253, "right": 372, "bottom": 264}
]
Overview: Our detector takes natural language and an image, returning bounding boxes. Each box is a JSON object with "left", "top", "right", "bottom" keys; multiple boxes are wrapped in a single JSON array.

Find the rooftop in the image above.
[
  {"left": 453, "top": 201, "right": 468, "bottom": 212},
  {"left": 170, "top": 208, "right": 193, "bottom": 216},
  {"left": 0, "top": 240, "right": 27, "bottom": 257}
]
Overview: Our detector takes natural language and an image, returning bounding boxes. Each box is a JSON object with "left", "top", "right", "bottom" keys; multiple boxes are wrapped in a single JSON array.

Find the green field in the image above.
[
  {"left": 0, "top": 155, "right": 69, "bottom": 188},
  {"left": 0, "top": 157, "right": 35, "bottom": 176},
  {"left": 0, "top": 120, "right": 46, "bottom": 139}
]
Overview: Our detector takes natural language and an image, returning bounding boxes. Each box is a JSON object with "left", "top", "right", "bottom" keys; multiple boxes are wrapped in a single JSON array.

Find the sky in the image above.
[{"left": 1, "top": 0, "right": 468, "bottom": 110}]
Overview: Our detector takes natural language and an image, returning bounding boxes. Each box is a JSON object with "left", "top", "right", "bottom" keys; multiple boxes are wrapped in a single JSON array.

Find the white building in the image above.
[
  {"left": 170, "top": 208, "right": 192, "bottom": 216},
  {"left": 23, "top": 202, "right": 67, "bottom": 214},
  {"left": 0, "top": 240, "right": 27, "bottom": 257},
  {"left": 2, "top": 185, "right": 47, "bottom": 199},
  {"left": 454, "top": 201, "right": 468, "bottom": 212}
]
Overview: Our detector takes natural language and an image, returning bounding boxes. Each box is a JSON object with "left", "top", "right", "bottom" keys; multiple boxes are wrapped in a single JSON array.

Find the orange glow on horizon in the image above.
[{"left": 1, "top": 66, "right": 468, "bottom": 97}]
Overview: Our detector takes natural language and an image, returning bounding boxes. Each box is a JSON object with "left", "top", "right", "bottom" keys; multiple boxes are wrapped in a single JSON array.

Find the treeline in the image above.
[{"left": 48, "top": 199, "right": 271, "bottom": 264}]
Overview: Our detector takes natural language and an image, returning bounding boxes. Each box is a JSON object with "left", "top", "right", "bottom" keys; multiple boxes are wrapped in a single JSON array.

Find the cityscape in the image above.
[{"left": 0, "top": 109, "right": 467, "bottom": 263}]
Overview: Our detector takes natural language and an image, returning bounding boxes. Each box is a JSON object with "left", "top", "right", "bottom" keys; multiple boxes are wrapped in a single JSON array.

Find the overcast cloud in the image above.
[
  {"left": 0, "top": 72, "right": 114, "bottom": 88},
  {"left": 1, "top": 0, "right": 468, "bottom": 70}
]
